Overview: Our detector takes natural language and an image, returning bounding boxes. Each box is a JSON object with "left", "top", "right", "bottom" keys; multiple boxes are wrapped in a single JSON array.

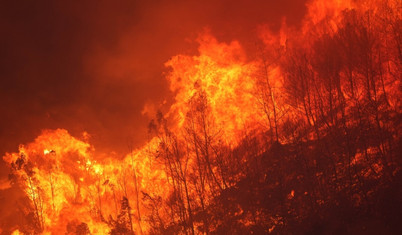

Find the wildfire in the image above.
[
  {"left": 165, "top": 32, "right": 264, "bottom": 144},
  {"left": 2, "top": 0, "right": 400, "bottom": 234}
]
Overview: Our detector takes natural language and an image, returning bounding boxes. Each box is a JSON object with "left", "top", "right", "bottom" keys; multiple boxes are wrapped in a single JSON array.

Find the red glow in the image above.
[{"left": 1, "top": 0, "right": 401, "bottom": 234}]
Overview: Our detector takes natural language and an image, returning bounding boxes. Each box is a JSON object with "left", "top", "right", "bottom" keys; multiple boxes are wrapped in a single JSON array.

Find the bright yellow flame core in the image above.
[{"left": 166, "top": 33, "right": 265, "bottom": 144}]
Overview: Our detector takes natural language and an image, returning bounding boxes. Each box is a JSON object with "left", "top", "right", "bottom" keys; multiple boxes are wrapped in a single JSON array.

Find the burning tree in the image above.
[{"left": 2, "top": 0, "right": 401, "bottom": 234}]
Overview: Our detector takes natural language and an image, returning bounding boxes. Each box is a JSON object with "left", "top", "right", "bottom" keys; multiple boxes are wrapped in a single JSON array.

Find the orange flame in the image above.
[{"left": 3, "top": 0, "right": 400, "bottom": 233}]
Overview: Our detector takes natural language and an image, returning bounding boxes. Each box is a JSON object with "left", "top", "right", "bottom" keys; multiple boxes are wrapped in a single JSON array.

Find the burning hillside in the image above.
[{"left": 1, "top": 0, "right": 401, "bottom": 234}]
